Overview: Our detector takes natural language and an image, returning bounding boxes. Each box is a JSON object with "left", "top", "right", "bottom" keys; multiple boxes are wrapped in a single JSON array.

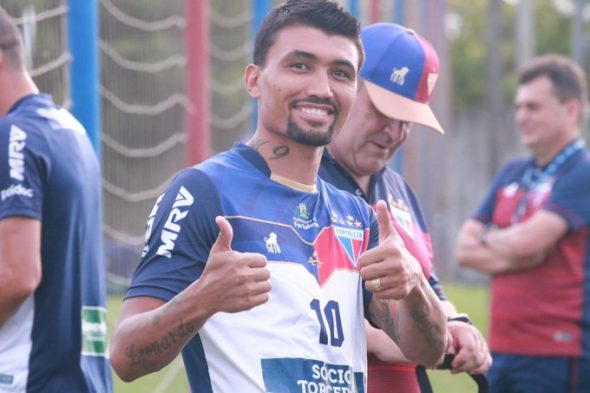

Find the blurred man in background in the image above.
[
  {"left": 320, "top": 23, "right": 491, "bottom": 393},
  {"left": 0, "top": 6, "right": 112, "bottom": 393},
  {"left": 456, "top": 54, "right": 590, "bottom": 393}
]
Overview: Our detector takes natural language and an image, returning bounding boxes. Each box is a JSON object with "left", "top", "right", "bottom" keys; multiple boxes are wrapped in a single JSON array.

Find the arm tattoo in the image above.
[
  {"left": 409, "top": 301, "right": 445, "bottom": 351},
  {"left": 370, "top": 299, "right": 401, "bottom": 345},
  {"left": 125, "top": 319, "right": 196, "bottom": 370}
]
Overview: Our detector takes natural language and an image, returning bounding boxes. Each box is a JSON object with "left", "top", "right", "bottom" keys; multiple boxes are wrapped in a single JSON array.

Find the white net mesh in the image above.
[
  {"left": 1, "top": 0, "right": 69, "bottom": 106},
  {"left": 209, "top": 2, "right": 255, "bottom": 152},
  {"left": 99, "top": 0, "right": 187, "bottom": 290}
]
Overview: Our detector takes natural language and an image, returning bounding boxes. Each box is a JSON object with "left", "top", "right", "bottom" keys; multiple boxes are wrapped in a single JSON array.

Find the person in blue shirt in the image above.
[
  {"left": 0, "top": 6, "right": 112, "bottom": 393},
  {"left": 456, "top": 54, "right": 590, "bottom": 393},
  {"left": 109, "top": 1, "right": 448, "bottom": 392}
]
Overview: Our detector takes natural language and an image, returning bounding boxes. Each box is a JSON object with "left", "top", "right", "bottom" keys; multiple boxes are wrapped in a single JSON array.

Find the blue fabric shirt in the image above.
[
  {"left": 319, "top": 150, "right": 446, "bottom": 300},
  {"left": 0, "top": 94, "right": 112, "bottom": 393},
  {"left": 474, "top": 146, "right": 590, "bottom": 358},
  {"left": 128, "top": 144, "right": 379, "bottom": 392}
]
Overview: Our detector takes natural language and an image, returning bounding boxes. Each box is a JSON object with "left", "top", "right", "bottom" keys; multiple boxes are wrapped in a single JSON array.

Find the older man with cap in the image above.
[{"left": 319, "top": 23, "right": 491, "bottom": 393}]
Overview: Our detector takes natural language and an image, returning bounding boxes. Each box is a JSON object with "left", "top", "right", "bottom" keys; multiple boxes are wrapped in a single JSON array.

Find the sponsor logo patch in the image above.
[
  {"left": 0, "top": 374, "right": 14, "bottom": 386},
  {"left": 81, "top": 306, "right": 108, "bottom": 357},
  {"left": 142, "top": 193, "right": 165, "bottom": 257},
  {"left": 553, "top": 330, "right": 573, "bottom": 343},
  {"left": 8, "top": 125, "right": 27, "bottom": 181},
  {"left": 264, "top": 232, "right": 281, "bottom": 254},
  {"left": 0, "top": 184, "right": 33, "bottom": 201},
  {"left": 293, "top": 202, "right": 319, "bottom": 230},
  {"left": 261, "top": 358, "right": 365, "bottom": 393},
  {"left": 157, "top": 186, "right": 194, "bottom": 258}
]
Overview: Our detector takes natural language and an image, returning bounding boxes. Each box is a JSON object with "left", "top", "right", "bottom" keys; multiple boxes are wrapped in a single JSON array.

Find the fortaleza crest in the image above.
[
  {"left": 293, "top": 202, "right": 319, "bottom": 230},
  {"left": 334, "top": 226, "right": 365, "bottom": 267},
  {"left": 332, "top": 212, "right": 365, "bottom": 267},
  {"left": 312, "top": 212, "right": 369, "bottom": 285}
]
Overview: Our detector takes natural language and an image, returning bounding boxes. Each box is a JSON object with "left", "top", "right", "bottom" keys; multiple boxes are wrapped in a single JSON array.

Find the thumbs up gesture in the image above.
[
  {"left": 195, "top": 216, "right": 271, "bottom": 314},
  {"left": 359, "top": 200, "right": 423, "bottom": 301}
]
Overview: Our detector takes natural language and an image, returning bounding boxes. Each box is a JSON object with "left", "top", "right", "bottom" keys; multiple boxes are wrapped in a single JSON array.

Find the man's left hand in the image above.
[
  {"left": 443, "top": 321, "right": 492, "bottom": 374},
  {"left": 359, "top": 200, "right": 423, "bottom": 300}
]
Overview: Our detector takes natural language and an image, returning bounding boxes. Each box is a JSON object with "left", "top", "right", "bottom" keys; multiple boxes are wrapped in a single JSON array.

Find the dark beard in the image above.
[{"left": 286, "top": 118, "right": 336, "bottom": 147}]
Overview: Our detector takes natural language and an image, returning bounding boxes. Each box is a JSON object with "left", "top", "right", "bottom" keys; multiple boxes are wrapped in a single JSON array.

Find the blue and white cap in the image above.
[{"left": 360, "top": 23, "right": 444, "bottom": 133}]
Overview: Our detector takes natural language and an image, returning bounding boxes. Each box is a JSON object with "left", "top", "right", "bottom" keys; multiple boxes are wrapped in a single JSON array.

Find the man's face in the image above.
[
  {"left": 514, "top": 76, "right": 574, "bottom": 153},
  {"left": 246, "top": 25, "right": 359, "bottom": 146},
  {"left": 330, "top": 84, "right": 409, "bottom": 177}
]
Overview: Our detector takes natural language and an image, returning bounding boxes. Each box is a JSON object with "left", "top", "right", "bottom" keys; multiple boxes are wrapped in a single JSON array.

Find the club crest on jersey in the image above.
[
  {"left": 503, "top": 183, "right": 518, "bottom": 198},
  {"left": 387, "top": 194, "right": 414, "bottom": 238},
  {"left": 334, "top": 225, "right": 364, "bottom": 267},
  {"left": 264, "top": 232, "right": 281, "bottom": 254},
  {"left": 313, "top": 217, "right": 369, "bottom": 285},
  {"left": 331, "top": 212, "right": 362, "bottom": 227},
  {"left": 293, "top": 202, "right": 319, "bottom": 230},
  {"left": 298, "top": 203, "right": 310, "bottom": 219}
]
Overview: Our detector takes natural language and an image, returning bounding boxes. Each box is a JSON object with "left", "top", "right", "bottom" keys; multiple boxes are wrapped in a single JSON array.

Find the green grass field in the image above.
[
  {"left": 107, "top": 298, "right": 190, "bottom": 393},
  {"left": 108, "top": 281, "right": 490, "bottom": 393},
  {"left": 427, "top": 282, "right": 490, "bottom": 392}
]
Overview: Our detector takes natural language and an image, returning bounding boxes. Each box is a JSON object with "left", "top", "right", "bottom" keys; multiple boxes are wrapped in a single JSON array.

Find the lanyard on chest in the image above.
[{"left": 511, "top": 139, "right": 585, "bottom": 225}]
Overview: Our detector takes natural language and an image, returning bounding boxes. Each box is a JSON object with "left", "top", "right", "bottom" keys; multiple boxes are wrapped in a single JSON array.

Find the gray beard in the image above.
[{"left": 286, "top": 118, "right": 336, "bottom": 147}]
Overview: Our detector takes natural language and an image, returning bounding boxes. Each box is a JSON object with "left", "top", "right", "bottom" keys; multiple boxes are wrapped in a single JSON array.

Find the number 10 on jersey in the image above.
[{"left": 310, "top": 299, "right": 344, "bottom": 347}]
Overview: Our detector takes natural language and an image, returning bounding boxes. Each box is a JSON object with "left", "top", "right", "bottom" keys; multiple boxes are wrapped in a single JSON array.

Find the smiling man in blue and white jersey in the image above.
[{"left": 109, "top": 1, "right": 448, "bottom": 392}]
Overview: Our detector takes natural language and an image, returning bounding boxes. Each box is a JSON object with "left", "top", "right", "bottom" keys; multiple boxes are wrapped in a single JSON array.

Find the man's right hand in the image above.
[
  {"left": 196, "top": 216, "right": 272, "bottom": 314},
  {"left": 111, "top": 216, "right": 272, "bottom": 382}
]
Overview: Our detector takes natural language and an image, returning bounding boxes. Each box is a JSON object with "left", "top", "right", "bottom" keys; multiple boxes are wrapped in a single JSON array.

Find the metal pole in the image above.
[
  {"left": 251, "top": 0, "right": 272, "bottom": 132},
  {"left": 516, "top": 0, "right": 535, "bottom": 69},
  {"left": 185, "top": 0, "right": 210, "bottom": 165},
  {"left": 392, "top": 0, "right": 405, "bottom": 24},
  {"left": 348, "top": 0, "right": 360, "bottom": 19},
  {"left": 571, "top": 0, "right": 585, "bottom": 64},
  {"left": 67, "top": 0, "right": 100, "bottom": 156}
]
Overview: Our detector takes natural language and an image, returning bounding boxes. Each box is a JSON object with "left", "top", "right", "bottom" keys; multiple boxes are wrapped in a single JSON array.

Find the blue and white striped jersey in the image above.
[{"left": 128, "top": 144, "right": 379, "bottom": 393}]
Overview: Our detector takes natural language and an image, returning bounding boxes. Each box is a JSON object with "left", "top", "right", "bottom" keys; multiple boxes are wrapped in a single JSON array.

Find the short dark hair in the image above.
[
  {"left": 0, "top": 6, "right": 24, "bottom": 70},
  {"left": 519, "top": 54, "right": 588, "bottom": 121},
  {"left": 253, "top": 0, "right": 363, "bottom": 68}
]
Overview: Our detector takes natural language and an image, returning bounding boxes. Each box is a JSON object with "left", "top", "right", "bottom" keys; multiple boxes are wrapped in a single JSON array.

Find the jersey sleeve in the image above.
[
  {"left": 543, "top": 161, "right": 590, "bottom": 230},
  {"left": 0, "top": 119, "right": 46, "bottom": 221},
  {"left": 126, "top": 168, "right": 223, "bottom": 302},
  {"left": 362, "top": 209, "right": 379, "bottom": 313},
  {"left": 427, "top": 270, "right": 447, "bottom": 301},
  {"left": 401, "top": 179, "right": 447, "bottom": 300}
]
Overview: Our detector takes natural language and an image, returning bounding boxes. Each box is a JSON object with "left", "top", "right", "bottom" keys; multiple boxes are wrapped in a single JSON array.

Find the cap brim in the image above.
[{"left": 364, "top": 81, "right": 444, "bottom": 134}]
